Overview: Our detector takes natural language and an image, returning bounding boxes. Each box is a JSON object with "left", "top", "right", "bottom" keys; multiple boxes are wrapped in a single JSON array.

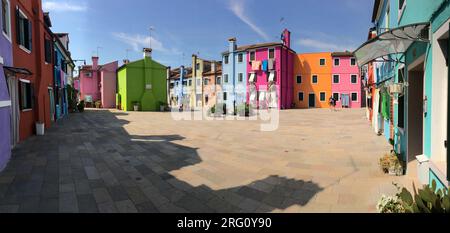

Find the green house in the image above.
[{"left": 117, "top": 49, "right": 168, "bottom": 111}]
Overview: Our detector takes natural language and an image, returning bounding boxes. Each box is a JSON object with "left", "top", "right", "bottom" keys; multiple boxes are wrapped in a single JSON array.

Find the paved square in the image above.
[{"left": 0, "top": 109, "right": 417, "bottom": 213}]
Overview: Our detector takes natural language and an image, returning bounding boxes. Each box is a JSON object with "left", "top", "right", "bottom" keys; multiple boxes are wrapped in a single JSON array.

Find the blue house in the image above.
[
  {"left": 53, "top": 36, "right": 74, "bottom": 119},
  {"left": 219, "top": 38, "right": 248, "bottom": 114},
  {"left": 355, "top": 0, "right": 450, "bottom": 190}
]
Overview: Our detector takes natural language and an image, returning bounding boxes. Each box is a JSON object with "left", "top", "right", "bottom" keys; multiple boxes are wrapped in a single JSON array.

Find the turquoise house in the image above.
[{"left": 355, "top": 0, "right": 450, "bottom": 190}]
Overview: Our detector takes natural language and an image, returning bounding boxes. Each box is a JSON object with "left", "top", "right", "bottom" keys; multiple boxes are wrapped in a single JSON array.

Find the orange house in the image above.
[{"left": 294, "top": 53, "right": 332, "bottom": 109}]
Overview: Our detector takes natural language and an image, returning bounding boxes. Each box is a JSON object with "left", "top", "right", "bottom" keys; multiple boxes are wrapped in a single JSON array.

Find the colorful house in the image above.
[
  {"left": 0, "top": 0, "right": 13, "bottom": 171},
  {"left": 331, "top": 52, "right": 362, "bottom": 108},
  {"left": 53, "top": 34, "right": 75, "bottom": 119},
  {"left": 294, "top": 52, "right": 332, "bottom": 109},
  {"left": 355, "top": 0, "right": 450, "bottom": 189},
  {"left": 202, "top": 61, "right": 221, "bottom": 109},
  {"left": 169, "top": 66, "right": 192, "bottom": 109},
  {"left": 9, "top": 0, "right": 57, "bottom": 142},
  {"left": 219, "top": 37, "right": 248, "bottom": 114},
  {"left": 79, "top": 56, "right": 118, "bottom": 108},
  {"left": 117, "top": 48, "right": 168, "bottom": 111}
]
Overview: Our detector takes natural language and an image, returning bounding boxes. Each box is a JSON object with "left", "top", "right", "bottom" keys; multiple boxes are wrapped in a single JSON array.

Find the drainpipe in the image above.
[{"left": 447, "top": 22, "right": 450, "bottom": 181}]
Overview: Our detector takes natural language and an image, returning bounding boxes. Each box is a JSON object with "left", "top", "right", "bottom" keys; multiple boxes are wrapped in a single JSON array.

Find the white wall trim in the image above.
[{"left": 0, "top": 100, "right": 11, "bottom": 108}]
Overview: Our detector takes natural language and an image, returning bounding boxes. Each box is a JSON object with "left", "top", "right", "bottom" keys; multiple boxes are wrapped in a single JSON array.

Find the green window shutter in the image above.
[
  {"left": 27, "top": 19, "right": 32, "bottom": 51},
  {"left": 15, "top": 8, "right": 20, "bottom": 44}
]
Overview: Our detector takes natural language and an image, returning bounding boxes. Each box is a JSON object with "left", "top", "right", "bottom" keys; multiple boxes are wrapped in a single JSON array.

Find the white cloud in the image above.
[
  {"left": 228, "top": 0, "right": 270, "bottom": 41},
  {"left": 42, "top": 1, "right": 87, "bottom": 12},
  {"left": 298, "top": 38, "right": 356, "bottom": 52},
  {"left": 112, "top": 32, "right": 181, "bottom": 55}
]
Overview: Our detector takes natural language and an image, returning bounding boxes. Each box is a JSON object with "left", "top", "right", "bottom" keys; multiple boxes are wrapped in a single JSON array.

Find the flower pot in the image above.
[
  {"left": 36, "top": 122, "right": 45, "bottom": 136},
  {"left": 388, "top": 167, "right": 397, "bottom": 176},
  {"left": 133, "top": 105, "right": 139, "bottom": 111},
  {"left": 160, "top": 105, "right": 165, "bottom": 112}
]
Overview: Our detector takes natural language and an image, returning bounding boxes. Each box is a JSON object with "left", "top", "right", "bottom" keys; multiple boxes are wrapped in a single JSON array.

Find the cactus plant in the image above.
[{"left": 396, "top": 180, "right": 450, "bottom": 213}]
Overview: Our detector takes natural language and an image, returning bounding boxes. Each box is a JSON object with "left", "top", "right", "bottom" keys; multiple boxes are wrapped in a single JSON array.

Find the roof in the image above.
[
  {"left": 43, "top": 12, "right": 52, "bottom": 27},
  {"left": 117, "top": 57, "right": 168, "bottom": 72},
  {"left": 222, "top": 42, "right": 296, "bottom": 55},
  {"left": 331, "top": 51, "right": 354, "bottom": 57}
]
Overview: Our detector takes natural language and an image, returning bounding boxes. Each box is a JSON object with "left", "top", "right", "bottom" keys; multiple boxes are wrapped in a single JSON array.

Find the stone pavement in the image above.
[{"left": 0, "top": 108, "right": 417, "bottom": 213}]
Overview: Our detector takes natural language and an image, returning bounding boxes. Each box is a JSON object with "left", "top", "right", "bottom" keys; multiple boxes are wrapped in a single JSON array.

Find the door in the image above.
[
  {"left": 407, "top": 62, "right": 424, "bottom": 163},
  {"left": 7, "top": 76, "right": 19, "bottom": 148},
  {"left": 48, "top": 88, "right": 55, "bottom": 121},
  {"left": 308, "top": 93, "right": 315, "bottom": 108}
]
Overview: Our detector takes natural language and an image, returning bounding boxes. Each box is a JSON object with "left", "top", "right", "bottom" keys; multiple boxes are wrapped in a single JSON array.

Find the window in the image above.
[
  {"left": 351, "top": 75, "right": 358, "bottom": 84},
  {"left": 320, "top": 92, "right": 326, "bottom": 102},
  {"left": 216, "top": 76, "right": 221, "bottom": 85},
  {"left": 334, "top": 58, "right": 340, "bottom": 66},
  {"left": 238, "top": 73, "right": 243, "bottom": 82},
  {"left": 44, "top": 38, "right": 52, "bottom": 63},
  {"left": 204, "top": 79, "right": 209, "bottom": 86},
  {"left": 16, "top": 8, "right": 32, "bottom": 51},
  {"left": 2, "top": 0, "right": 10, "bottom": 39},
  {"left": 182, "top": 80, "right": 187, "bottom": 86},
  {"left": 312, "top": 75, "right": 318, "bottom": 84},
  {"left": 351, "top": 93, "right": 358, "bottom": 102},
  {"left": 398, "top": 0, "right": 406, "bottom": 20},
  {"left": 298, "top": 92, "right": 304, "bottom": 101},
  {"left": 224, "top": 55, "right": 229, "bottom": 64},
  {"left": 188, "top": 80, "right": 192, "bottom": 86},
  {"left": 196, "top": 63, "right": 200, "bottom": 70},
  {"left": 85, "top": 72, "right": 92, "bottom": 77},
  {"left": 268, "top": 48, "right": 275, "bottom": 59},
  {"left": 205, "top": 95, "right": 209, "bottom": 105},
  {"left": 196, "top": 79, "right": 201, "bottom": 86},
  {"left": 250, "top": 51, "right": 255, "bottom": 61},
  {"left": 350, "top": 58, "right": 356, "bottom": 66},
  {"left": 223, "top": 92, "right": 227, "bottom": 101},
  {"left": 238, "top": 53, "right": 243, "bottom": 63},
  {"left": 333, "top": 75, "right": 340, "bottom": 84},
  {"left": 19, "top": 80, "right": 32, "bottom": 110},
  {"left": 319, "top": 58, "right": 326, "bottom": 66},
  {"left": 333, "top": 93, "right": 340, "bottom": 102},
  {"left": 296, "top": 75, "right": 302, "bottom": 84},
  {"left": 224, "top": 74, "right": 229, "bottom": 83}
]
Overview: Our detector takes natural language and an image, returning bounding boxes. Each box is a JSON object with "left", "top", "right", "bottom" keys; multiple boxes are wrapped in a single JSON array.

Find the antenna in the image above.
[
  {"left": 149, "top": 26, "right": 155, "bottom": 49},
  {"left": 96, "top": 46, "right": 103, "bottom": 57}
]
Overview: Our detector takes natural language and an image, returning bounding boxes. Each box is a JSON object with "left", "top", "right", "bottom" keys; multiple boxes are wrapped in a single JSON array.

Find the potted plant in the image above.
[
  {"left": 159, "top": 101, "right": 166, "bottom": 112},
  {"left": 132, "top": 101, "right": 140, "bottom": 111},
  {"left": 95, "top": 100, "right": 101, "bottom": 109},
  {"left": 379, "top": 151, "right": 404, "bottom": 176}
]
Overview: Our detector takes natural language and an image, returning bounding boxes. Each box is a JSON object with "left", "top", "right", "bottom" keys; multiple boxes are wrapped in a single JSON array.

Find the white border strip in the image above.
[{"left": 0, "top": 100, "right": 11, "bottom": 108}]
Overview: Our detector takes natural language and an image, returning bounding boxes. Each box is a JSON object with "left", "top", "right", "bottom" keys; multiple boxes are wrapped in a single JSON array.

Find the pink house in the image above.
[
  {"left": 246, "top": 29, "right": 295, "bottom": 109},
  {"left": 79, "top": 57, "right": 118, "bottom": 108},
  {"left": 331, "top": 52, "right": 361, "bottom": 108}
]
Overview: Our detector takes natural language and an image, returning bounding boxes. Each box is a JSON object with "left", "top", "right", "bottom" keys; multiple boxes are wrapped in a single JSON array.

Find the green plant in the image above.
[
  {"left": 236, "top": 103, "right": 251, "bottom": 116},
  {"left": 210, "top": 105, "right": 216, "bottom": 114},
  {"left": 77, "top": 101, "right": 85, "bottom": 113},
  {"left": 376, "top": 194, "right": 405, "bottom": 213},
  {"left": 397, "top": 181, "right": 450, "bottom": 213},
  {"left": 379, "top": 151, "right": 403, "bottom": 175}
]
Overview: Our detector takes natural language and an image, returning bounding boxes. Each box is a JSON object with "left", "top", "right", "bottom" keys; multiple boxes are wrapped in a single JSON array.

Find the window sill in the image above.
[
  {"left": 21, "top": 108, "right": 32, "bottom": 112},
  {"left": 19, "top": 45, "right": 31, "bottom": 54}
]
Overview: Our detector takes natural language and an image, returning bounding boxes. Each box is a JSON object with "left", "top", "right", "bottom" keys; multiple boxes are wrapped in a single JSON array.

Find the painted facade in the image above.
[
  {"left": 0, "top": 0, "right": 13, "bottom": 171},
  {"left": 294, "top": 52, "right": 332, "bottom": 109},
  {"left": 361, "top": 0, "right": 450, "bottom": 189},
  {"left": 331, "top": 52, "right": 362, "bottom": 108},
  {"left": 117, "top": 49, "right": 168, "bottom": 112},
  {"left": 79, "top": 57, "right": 118, "bottom": 108},
  {"left": 220, "top": 38, "right": 248, "bottom": 114},
  {"left": 10, "top": 0, "right": 56, "bottom": 142},
  {"left": 169, "top": 66, "right": 192, "bottom": 109},
  {"left": 202, "top": 61, "right": 221, "bottom": 109}
]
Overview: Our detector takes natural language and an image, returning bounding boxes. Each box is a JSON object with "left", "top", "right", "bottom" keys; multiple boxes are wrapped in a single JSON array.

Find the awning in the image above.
[
  {"left": 3, "top": 66, "right": 33, "bottom": 76},
  {"left": 354, "top": 22, "right": 430, "bottom": 66}
]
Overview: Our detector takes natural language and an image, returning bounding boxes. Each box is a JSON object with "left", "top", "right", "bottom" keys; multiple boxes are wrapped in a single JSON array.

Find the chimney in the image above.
[
  {"left": 143, "top": 48, "right": 152, "bottom": 58},
  {"left": 180, "top": 66, "right": 185, "bottom": 80},
  {"left": 92, "top": 56, "right": 99, "bottom": 70},
  {"left": 123, "top": 59, "right": 130, "bottom": 65},
  {"left": 211, "top": 62, "right": 216, "bottom": 73},
  {"left": 228, "top": 37, "right": 237, "bottom": 53},
  {"left": 282, "top": 29, "right": 291, "bottom": 48}
]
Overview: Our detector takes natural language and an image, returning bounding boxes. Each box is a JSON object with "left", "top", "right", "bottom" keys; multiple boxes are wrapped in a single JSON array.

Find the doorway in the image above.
[
  {"left": 308, "top": 93, "right": 315, "bottom": 108},
  {"left": 407, "top": 60, "right": 424, "bottom": 163},
  {"left": 6, "top": 76, "right": 19, "bottom": 148}
]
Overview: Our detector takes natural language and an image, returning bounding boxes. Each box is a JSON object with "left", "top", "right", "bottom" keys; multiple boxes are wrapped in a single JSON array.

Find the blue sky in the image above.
[{"left": 43, "top": 0, "right": 374, "bottom": 71}]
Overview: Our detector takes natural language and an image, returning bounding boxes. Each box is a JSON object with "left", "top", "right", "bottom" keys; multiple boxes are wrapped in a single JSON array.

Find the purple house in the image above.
[{"left": 0, "top": 0, "right": 13, "bottom": 171}]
